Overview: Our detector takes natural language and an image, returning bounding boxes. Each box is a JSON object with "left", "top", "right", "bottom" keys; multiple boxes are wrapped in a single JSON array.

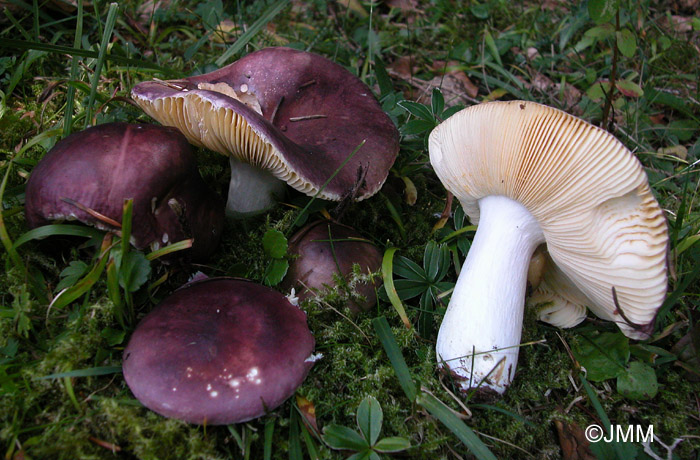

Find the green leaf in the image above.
[
  {"left": 417, "top": 392, "right": 497, "bottom": 460},
  {"left": 393, "top": 279, "right": 430, "bottom": 300},
  {"left": 323, "top": 424, "right": 368, "bottom": 451},
  {"left": 346, "top": 451, "right": 375, "bottom": 460},
  {"left": 263, "top": 229, "right": 288, "bottom": 259},
  {"left": 483, "top": 28, "right": 502, "bottom": 67},
  {"left": 616, "top": 79, "right": 644, "bottom": 98},
  {"left": 373, "top": 436, "right": 411, "bottom": 453},
  {"left": 118, "top": 251, "right": 151, "bottom": 293},
  {"left": 571, "top": 332, "right": 629, "bottom": 381},
  {"left": 56, "top": 261, "right": 88, "bottom": 291},
  {"left": 264, "top": 258, "right": 289, "bottom": 286},
  {"left": 584, "top": 23, "right": 615, "bottom": 40},
  {"left": 393, "top": 255, "right": 426, "bottom": 280},
  {"left": 357, "top": 396, "right": 382, "bottom": 446},
  {"left": 100, "top": 327, "right": 126, "bottom": 347},
  {"left": 52, "top": 252, "right": 110, "bottom": 309},
  {"left": 397, "top": 100, "right": 435, "bottom": 122},
  {"left": 616, "top": 28, "right": 636, "bottom": 58},
  {"left": 588, "top": 0, "right": 619, "bottom": 24},
  {"left": 470, "top": 3, "right": 489, "bottom": 19},
  {"left": 617, "top": 361, "right": 658, "bottom": 400},
  {"left": 400, "top": 118, "right": 435, "bottom": 136},
  {"left": 668, "top": 119, "right": 699, "bottom": 142},
  {"left": 430, "top": 88, "right": 444, "bottom": 119}
]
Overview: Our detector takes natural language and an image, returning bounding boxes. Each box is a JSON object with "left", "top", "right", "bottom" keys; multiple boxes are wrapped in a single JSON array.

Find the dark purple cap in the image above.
[
  {"left": 24, "top": 122, "right": 224, "bottom": 261},
  {"left": 131, "top": 47, "right": 399, "bottom": 202},
  {"left": 280, "top": 220, "right": 383, "bottom": 313},
  {"left": 122, "top": 277, "right": 316, "bottom": 424}
]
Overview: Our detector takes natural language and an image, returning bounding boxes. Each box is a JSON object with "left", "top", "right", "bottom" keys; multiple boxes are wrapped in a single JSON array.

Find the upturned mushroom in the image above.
[
  {"left": 131, "top": 47, "right": 399, "bottom": 218},
  {"left": 122, "top": 277, "right": 316, "bottom": 424},
  {"left": 24, "top": 122, "right": 224, "bottom": 261},
  {"left": 280, "top": 220, "right": 383, "bottom": 313},
  {"left": 429, "top": 101, "right": 668, "bottom": 394}
]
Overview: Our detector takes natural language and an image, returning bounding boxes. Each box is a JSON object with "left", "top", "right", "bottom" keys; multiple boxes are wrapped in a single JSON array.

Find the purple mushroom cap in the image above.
[
  {"left": 122, "top": 277, "right": 316, "bottom": 425},
  {"left": 280, "top": 220, "right": 383, "bottom": 313},
  {"left": 131, "top": 47, "right": 399, "bottom": 217},
  {"left": 24, "top": 122, "right": 224, "bottom": 261}
]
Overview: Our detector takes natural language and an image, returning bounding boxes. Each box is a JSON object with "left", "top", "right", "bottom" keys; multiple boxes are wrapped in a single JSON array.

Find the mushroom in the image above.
[
  {"left": 280, "top": 220, "right": 383, "bottom": 313},
  {"left": 527, "top": 250, "right": 590, "bottom": 328},
  {"left": 24, "top": 123, "right": 224, "bottom": 261},
  {"left": 130, "top": 47, "right": 399, "bottom": 218},
  {"left": 122, "top": 277, "right": 316, "bottom": 424},
  {"left": 429, "top": 101, "right": 669, "bottom": 394}
]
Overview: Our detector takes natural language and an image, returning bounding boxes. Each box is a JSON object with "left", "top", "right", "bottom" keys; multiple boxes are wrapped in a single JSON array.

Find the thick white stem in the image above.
[
  {"left": 226, "top": 157, "right": 286, "bottom": 218},
  {"left": 436, "top": 195, "right": 544, "bottom": 394}
]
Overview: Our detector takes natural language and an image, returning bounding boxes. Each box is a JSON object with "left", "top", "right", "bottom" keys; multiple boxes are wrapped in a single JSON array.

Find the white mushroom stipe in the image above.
[
  {"left": 226, "top": 157, "right": 287, "bottom": 218},
  {"left": 436, "top": 195, "right": 544, "bottom": 394}
]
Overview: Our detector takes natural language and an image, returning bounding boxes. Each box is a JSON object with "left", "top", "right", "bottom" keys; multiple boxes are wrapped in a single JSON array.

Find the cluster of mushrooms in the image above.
[{"left": 24, "top": 46, "right": 669, "bottom": 424}]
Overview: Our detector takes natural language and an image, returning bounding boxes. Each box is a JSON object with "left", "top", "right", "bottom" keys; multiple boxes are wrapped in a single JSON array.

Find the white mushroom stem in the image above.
[
  {"left": 226, "top": 157, "right": 286, "bottom": 218},
  {"left": 436, "top": 195, "right": 545, "bottom": 394}
]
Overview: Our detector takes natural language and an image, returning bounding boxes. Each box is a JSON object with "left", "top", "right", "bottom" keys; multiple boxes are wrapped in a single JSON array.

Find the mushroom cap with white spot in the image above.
[
  {"left": 122, "top": 277, "right": 315, "bottom": 424},
  {"left": 131, "top": 47, "right": 399, "bottom": 201},
  {"left": 429, "top": 101, "right": 668, "bottom": 339}
]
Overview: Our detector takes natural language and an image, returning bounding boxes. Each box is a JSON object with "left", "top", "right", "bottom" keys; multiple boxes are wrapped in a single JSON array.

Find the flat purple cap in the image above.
[
  {"left": 131, "top": 47, "right": 399, "bottom": 201},
  {"left": 122, "top": 278, "right": 316, "bottom": 425}
]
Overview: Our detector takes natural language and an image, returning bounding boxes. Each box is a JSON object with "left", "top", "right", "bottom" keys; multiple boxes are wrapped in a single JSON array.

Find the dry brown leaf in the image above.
[
  {"left": 296, "top": 394, "right": 321, "bottom": 438},
  {"left": 386, "top": 0, "right": 419, "bottom": 13},
  {"left": 431, "top": 60, "right": 479, "bottom": 98},
  {"left": 387, "top": 55, "right": 418, "bottom": 80},
  {"left": 660, "top": 15, "right": 695, "bottom": 33},
  {"left": 555, "top": 420, "right": 596, "bottom": 460}
]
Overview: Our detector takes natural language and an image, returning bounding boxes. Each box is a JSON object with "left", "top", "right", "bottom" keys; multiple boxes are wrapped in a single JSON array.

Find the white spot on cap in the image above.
[
  {"left": 210, "top": 391, "right": 219, "bottom": 398},
  {"left": 240, "top": 84, "right": 248, "bottom": 93},
  {"left": 172, "top": 387, "right": 177, "bottom": 392}
]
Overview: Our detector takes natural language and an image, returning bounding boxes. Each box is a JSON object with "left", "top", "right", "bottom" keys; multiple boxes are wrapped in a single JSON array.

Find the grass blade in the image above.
[
  {"left": 372, "top": 316, "right": 416, "bottom": 401},
  {"left": 37, "top": 366, "right": 122, "bottom": 380},
  {"left": 381, "top": 248, "right": 411, "bottom": 329},
  {"left": 289, "top": 403, "right": 303, "bottom": 460},
  {"left": 416, "top": 391, "right": 497, "bottom": 460},
  {"left": 263, "top": 418, "right": 274, "bottom": 460},
  {"left": 84, "top": 2, "right": 118, "bottom": 127},
  {"left": 63, "top": 0, "right": 84, "bottom": 136},
  {"left": 145, "top": 239, "right": 193, "bottom": 261},
  {"left": 12, "top": 224, "right": 104, "bottom": 249},
  {"left": 215, "top": 0, "right": 290, "bottom": 67},
  {"left": 0, "top": 39, "right": 175, "bottom": 73}
]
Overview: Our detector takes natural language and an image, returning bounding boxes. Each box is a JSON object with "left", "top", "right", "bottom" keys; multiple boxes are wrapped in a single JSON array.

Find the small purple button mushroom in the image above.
[
  {"left": 131, "top": 47, "right": 399, "bottom": 217},
  {"left": 122, "top": 277, "right": 316, "bottom": 425},
  {"left": 24, "top": 122, "right": 224, "bottom": 261},
  {"left": 280, "top": 220, "right": 383, "bottom": 313}
]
